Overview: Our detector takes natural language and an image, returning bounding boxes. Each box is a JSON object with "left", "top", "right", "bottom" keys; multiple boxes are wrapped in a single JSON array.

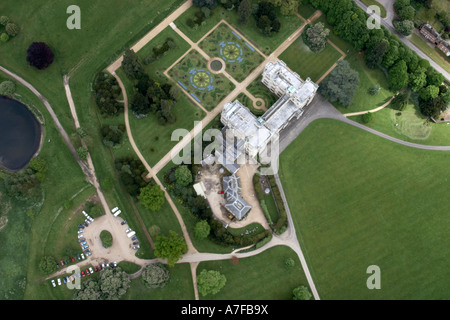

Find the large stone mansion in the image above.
[{"left": 212, "top": 60, "right": 319, "bottom": 221}]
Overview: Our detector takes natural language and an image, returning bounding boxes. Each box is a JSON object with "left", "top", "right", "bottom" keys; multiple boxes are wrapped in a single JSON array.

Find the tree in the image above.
[
  {"left": 365, "top": 39, "right": 388, "bottom": 69},
  {"left": 408, "top": 67, "right": 427, "bottom": 92},
  {"left": 74, "top": 267, "right": 130, "bottom": 300},
  {"left": 419, "top": 96, "right": 446, "bottom": 118},
  {"left": 361, "top": 111, "right": 373, "bottom": 124},
  {"left": 154, "top": 230, "right": 188, "bottom": 267},
  {"left": 388, "top": 60, "right": 408, "bottom": 90},
  {"left": 293, "top": 285, "right": 312, "bottom": 300},
  {"left": 5, "top": 23, "right": 19, "bottom": 36},
  {"left": 76, "top": 147, "right": 88, "bottom": 160},
  {"left": 141, "top": 263, "right": 170, "bottom": 288},
  {"left": 130, "top": 91, "right": 149, "bottom": 115},
  {"left": 0, "top": 33, "right": 9, "bottom": 42},
  {"left": 26, "top": 42, "right": 54, "bottom": 70},
  {"left": 121, "top": 49, "right": 144, "bottom": 80},
  {"left": 193, "top": 0, "right": 218, "bottom": 9},
  {"left": 393, "top": 20, "right": 414, "bottom": 36},
  {"left": 194, "top": 220, "right": 211, "bottom": 240},
  {"left": 280, "top": 0, "right": 299, "bottom": 16},
  {"left": 138, "top": 184, "right": 165, "bottom": 211},
  {"left": 419, "top": 85, "right": 440, "bottom": 101},
  {"left": 305, "top": 22, "right": 330, "bottom": 53},
  {"left": 197, "top": 269, "right": 227, "bottom": 296},
  {"left": 237, "top": 0, "right": 252, "bottom": 25},
  {"left": 0, "top": 16, "right": 9, "bottom": 26},
  {"left": 0, "top": 80, "right": 15, "bottom": 95},
  {"left": 175, "top": 165, "right": 193, "bottom": 187},
  {"left": 394, "top": 0, "right": 410, "bottom": 11},
  {"left": 285, "top": 257, "right": 295, "bottom": 268},
  {"left": 39, "top": 256, "right": 57, "bottom": 275},
  {"left": 426, "top": 70, "right": 444, "bottom": 87},
  {"left": 318, "top": 60, "right": 360, "bottom": 107},
  {"left": 391, "top": 91, "right": 410, "bottom": 111},
  {"left": 397, "top": 6, "right": 415, "bottom": 21}
]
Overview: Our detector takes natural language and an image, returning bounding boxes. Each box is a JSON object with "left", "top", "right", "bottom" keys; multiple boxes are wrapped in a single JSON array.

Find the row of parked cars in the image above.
[
  {"left": 113, "top": 207, "right": 140, "bottom": 251},
  {"left": 50, "top": 262, "right": 118, "bottom": 287}
]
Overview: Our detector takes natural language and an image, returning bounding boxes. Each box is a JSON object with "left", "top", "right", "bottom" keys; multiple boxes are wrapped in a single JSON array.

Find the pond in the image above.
[{"left": 0, "top": 95, "right": 42, "bottom": 172}]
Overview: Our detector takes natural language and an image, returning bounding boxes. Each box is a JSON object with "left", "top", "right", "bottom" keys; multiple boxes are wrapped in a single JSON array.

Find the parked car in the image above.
[
  {"left": 76, "top": 253, "right": 81, "bottom": 260},
  {"left": 89, "top": 267, "right": 94, "bottom": 273},
  {"left": 101, "top": 263, "right": 106, "bottom": 269},
  {"left": 97, "top": 264, "right": 102, "bottom": 271},
  {"left": 125, "top": 228, "right": 131, "bottom": 233},
  {"left": 85, "top": 269, "right": 90, "bottom": 276},
  {"left": 132, "top": 245, "right": 140, "bottom": 250},
  {"left": 82, "top": 245, "right": 89, "bottom": 250},
  {"left": 85, "top": 219, "right": 90, "bottom": 224},
  {"left": 78, "top": 238, "right": 85, "bottom": 243},
  {"left": 131, "top": 236, "right": 137, "bottom": 241},
  {"left": 78, "top": 234, "right": 84, "bottom": 239},
  {"left": 64, "top": 260, "right": 69, "bottom": 265},
  {"left": 78, "top": 224, "right": 85, "bottom": 229},
  {"left": 81, "top": 253, "right": 86, "bottom": 260},
  {"left": 56, "top": 262, "right": 59, "bottom": 269},
  {"left": 70, "top": 256, "right": 75, "bottom": 262},
  {"left": 81, "top": 271, "right": 85, "bottom": 277},
  {"left": 80, "top": 241, "right": 87, "bottom": 246},
  {"left": 88, "top": 217, "right": 94, "bottom": 222},
  {"left": 84, "top": 249, "right": 90, "bottom": 253},
  {"left": 51, "top": 279, "right": 56, "bottom": 287},
  {"left": 57, "top": 278, "right": 61, "bottom": 286},
  {"left": 77, "top": 230, "right": 84, "bottom": 234},
  {"left": 60, "top": 260, "right": 64, "bottom": 266},
  {"left": 132, "top": 241, "right": 139, "bottom": 245},
  {"left": 83, "top": 222, "right": 89, "bottom": 227},
  {"left": 121, "top": 220, "right": 127, "bottom": 225},
  {"left": 70, "top": 275, "right": 75, "bottom": 282},
  {"left": 86, "top": 252, "right": 92, "bottom": 257}
]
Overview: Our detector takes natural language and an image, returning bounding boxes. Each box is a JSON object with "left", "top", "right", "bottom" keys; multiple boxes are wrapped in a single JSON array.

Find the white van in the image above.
[
  {"left": 111, "top": 207, "right": 119, "bottom": 213},
  {"left": 113, "top": 210, "right": 121, "bottom": 217},
  {"left": 127, "top": 231, "right": 136, "bottom": 238}
]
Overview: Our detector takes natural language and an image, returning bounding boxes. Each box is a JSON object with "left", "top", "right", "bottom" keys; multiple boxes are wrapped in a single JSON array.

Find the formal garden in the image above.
[
  {"left": 167, "top": 49, "right": 235, "bottom": 110},
  {"left": 198, "top": 23, "right": 264, "bottom": 82}
]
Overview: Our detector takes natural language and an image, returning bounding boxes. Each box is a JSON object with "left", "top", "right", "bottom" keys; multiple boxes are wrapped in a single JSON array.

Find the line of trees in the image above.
[
  {"left": 93, "top": 73, "right": 123, "bottom": 117},
  {"left": 121, "top": 49, "right": 178, "bottom": 124},
  {"left": 305, "top": 0, "right": 448, "bottom": 117}
]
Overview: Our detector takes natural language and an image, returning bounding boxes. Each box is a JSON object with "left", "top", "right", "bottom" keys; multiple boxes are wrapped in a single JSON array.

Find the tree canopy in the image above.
[
  {"left": 305, "top": 22, "right": 330, "bottom": 53},
  {"left": 141, "top": 263, "right": 170, "bottom": 289},
  {"left": 318, "top": 60, "right": 359, "bottom": 107},
  {"left": 197, "top": 269, "right": 227, "bottom": 296},
  {"left": 26, "top": 42, "right": 54, "bottom": 70},
  {"left": 154, "top": 230, "right": 188, "bottom": 267},
  {"left": 138, "top": 184, "right": 165, "bottom": 211}
]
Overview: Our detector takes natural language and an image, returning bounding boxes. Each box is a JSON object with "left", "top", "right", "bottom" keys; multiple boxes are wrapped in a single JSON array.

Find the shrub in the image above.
[
  {"left": 26, "top": 42, "right": 54, "bottom": 70},
  {"left": 141, "top": 263, "right": 170, "bottom": 288},
  {"left": 0, "top": 80, "right": 15, "bottom": 95},
  {"left": 100, "top": 230, "right": 113, "bottom": 248},
  {"left": 361, "top": 112, "right": 373, "bottom": 124},
  {"left": 0, "top": 33, "right": 9, "bottom": 42},
  {"left": 5, "top": 22, "right": 19, "bottom": 36},
  {"left": 0, "top": 16, "right": 9, "bottom": 25}
]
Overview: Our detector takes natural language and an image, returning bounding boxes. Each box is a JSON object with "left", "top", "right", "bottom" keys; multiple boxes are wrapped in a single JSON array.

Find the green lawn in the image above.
[
  {"left": 124, "top": 262, "right": 195, "bottom": 300},
  {"left": 280, "top": 118, "right": 450, "bottom": 299},
  {"left": 349, "top": 97, "right": 450, "bottom": 146},
  {"left": 336, "top": 50, "right": 394, "bottom": 113},
  {"left": 197, "top": 246, "right": 312, "bottom": 300},
  {"left": 278, "top": 35, "right": 343, "bottom": 83},
  {"left": 246, "top": 76, "right": 278, "bottom": 109}
]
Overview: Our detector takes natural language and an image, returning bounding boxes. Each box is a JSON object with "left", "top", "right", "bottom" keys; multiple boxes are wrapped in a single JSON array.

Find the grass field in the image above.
[
  {"left": 197, "top": 245, "right": 311, "bottom": 300},
  {"left": 278, "top": 36, "right": 343, "bottom": 83},
  {"left": 349, "top": 98, "right": 450, "bottom": 146},
  {"left": 279, "top": 118, "right": 450, "bottom": 299},
  {"left": 360, "top": 0, "right": 387, "bottom": 18}
]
